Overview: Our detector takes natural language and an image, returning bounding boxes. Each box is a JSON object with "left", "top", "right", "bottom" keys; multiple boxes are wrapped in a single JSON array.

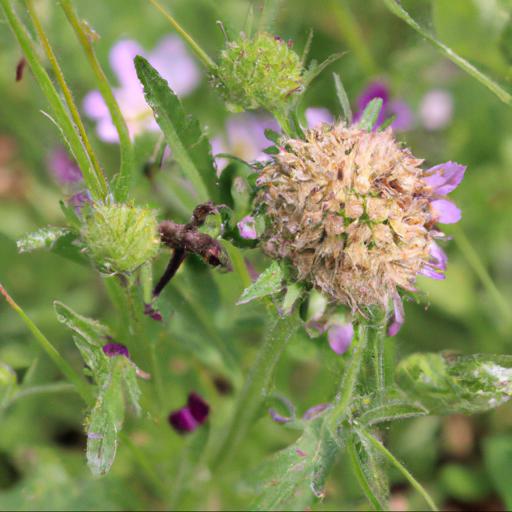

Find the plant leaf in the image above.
[
  {"left": 281, "top": 283, "right": 303, "bottom": 315},
  {"left": 237, "top": 261, "right": 284, "bottom": 305},
  {"left": 0, "top": 362, "right": 17, "bottom": 409},
  {"left": 483, "top": 435, "right": 512, "bottom": 510},
  {"left": 250, "top": 416, "right": 338, "bottom": 511},
  {"left": 135, "top": 55, "right": 218, "bottom": 202},
  {"left": 333, "top": 72, "right": 352, "bottom": 124},
  {"left": 396, "top": 353, "right": 512, "bottom": 414},
  {"left": 357, "top": 98, "right": 383, "bottom": 131},
  {"left": 17, "top": 227, "right": 69, "bottom": 253},
  {"left": 358, "top": 401, "right": 428, "bottom": 426}
]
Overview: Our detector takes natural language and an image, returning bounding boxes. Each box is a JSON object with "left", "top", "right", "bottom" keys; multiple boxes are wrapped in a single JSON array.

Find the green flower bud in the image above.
[
  {"left": 83, "top": 204, "right": 160, "bottom": 273},
  {"left": 213, "top": 32, "right": 303, "bottom": 114}
]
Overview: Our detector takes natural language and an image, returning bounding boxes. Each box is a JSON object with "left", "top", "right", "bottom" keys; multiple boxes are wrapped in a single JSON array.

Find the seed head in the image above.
[
  {"left": 213, "top": 32, "right": 303, "bottom": 114},
  {"left": 83, "top": 203, "right": 160, "bottom": 273},
  {"left": 257, "top": 124, "right": 454, "bottom": 310}
]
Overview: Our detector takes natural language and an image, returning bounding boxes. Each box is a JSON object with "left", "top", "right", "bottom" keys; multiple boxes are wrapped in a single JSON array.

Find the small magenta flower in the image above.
[
  {"left": 327, "top": 322, "right": 354, "bottom": 355},
  {"left": 169, "top": 392, "right": 210, "bottom": 434},
  {"left": 237, "top": 215, "right": 258, "bottom": 240},
  {"left": 84, "top": 36, "right": 200, "bottom": 142},
  {"left": 305, "top": 107, "right": 334, "bottom": 129},
  {"left": 212, "top": 113, "right": 280, "bottom": 172},
  {"left": 419, "top": 89, "right": 454, "bottom": 131},
  {"left": 354, "top": 80, "right": 413, "bottom": 131},
  {"left": 102, "top": 342, "right": 130, "bottom": 358},
  {"left": 48, "top": 148, "right": 82, "bottom": 185}
]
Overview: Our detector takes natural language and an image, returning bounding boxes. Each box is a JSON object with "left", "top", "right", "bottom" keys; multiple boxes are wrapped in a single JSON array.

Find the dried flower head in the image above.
[
  {"left": 213, "top": 32, "right": 303, "bottom": 114},
  {"left": 257, "top": 123, "right": 465, "bottom": 315},
  {"left": 83, "top": 203, "right": 160, "bottom": 273}
]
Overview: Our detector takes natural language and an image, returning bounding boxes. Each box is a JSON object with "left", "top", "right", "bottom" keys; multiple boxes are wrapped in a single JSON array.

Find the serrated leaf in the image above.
[
  {"left": 396, "top": 353, "right": 512, "bottom": 415},
  {"left": 357, "top": 98, "right": 383, "bottom": 131},
  {"left": 135, "top": 56, "right": 218, "bottom": 202},
  {"left": 333, "top": 72, "right": 352, "bottom": 124},
  {"left": 54, "top": 301, "right": 111, "bottom": 347},
  {"left": 358, "top": 401, "right": 428, "bottom": 427},
  {"left": 237, "top": 261, "right": 284, "bottom": 305},
  {"left": 17, "top": 227, "right": 69, "bottom": 253},
  {"left": 250, "top": 416, "right": 337, "bottom": 511}
]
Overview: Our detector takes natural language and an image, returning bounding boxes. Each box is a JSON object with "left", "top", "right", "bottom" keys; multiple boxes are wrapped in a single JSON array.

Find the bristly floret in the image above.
[
  {"left": 257, "top": 124, "right": 463, "bottom": 311},
  {"left": 213, "top": 32, "right": 303, "bottom": 115}
]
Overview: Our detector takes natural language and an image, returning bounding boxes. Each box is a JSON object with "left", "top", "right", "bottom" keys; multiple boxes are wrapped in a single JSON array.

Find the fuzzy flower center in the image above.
[{"left": 257, "top": 124, "right": 439, "bottom": 309}]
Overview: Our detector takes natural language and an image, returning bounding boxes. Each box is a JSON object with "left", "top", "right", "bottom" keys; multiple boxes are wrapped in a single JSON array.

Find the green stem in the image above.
[
  {"left": 0, "top": 0, "right": 107, "bottom": 201},
  {"left": 451, "top": 225, "right": 511, "bottom": 323},
  {"left": 148, "top": 0, "right": 216, "bottom": 69},
  {"left": 219, "top": 240, "right": 252, "bottom": 290},
  {"left": 328, "top": 322, "right": 369, "bottom": 431},
  {"left": 11, "top": 382, "right": 76, "bottom": 403},
  {"left": 360, "top": 429, "right": 439, "bottom": 512},
  {"left": 369, "top": 314, "right": 386, "bottom": 401},
  {"left": 60, "top": 0, "right": 135, "bottom": 202},
  {"left": 0, "top": 285, "right": 93, "bottom": 406},
  {"left": 211, "top": 310, "right": 299, "bottom": 467},
  {"left": 382, "top": 0, "right": 512, "bottom": 107},
  {"left": 330, "top": 0, "right": 378, "bottom": 76},
  {"left": 25, "top": 0, "right": 108, "bottom": 196},
  {"left": 346, "top": 435, "right": 384, "bottom": 511}
]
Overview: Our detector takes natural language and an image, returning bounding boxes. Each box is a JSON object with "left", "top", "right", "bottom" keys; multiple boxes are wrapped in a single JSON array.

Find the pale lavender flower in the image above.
[
  {"left": 237, "top": 215, "right": 257, "bottom": 240},
  {"left": 169, "top": 392, "right": 210, "bottom": 434},
  {"left": 305, "top": 107, "right": 334, "bottom": 128},
  {"left": 419, "top": 89, "right": 454, "bottom": 131},
  {"left": 68, "top": 191, "right": 91, "bottom": 213},
  {"left": 354, "top": 80, "right": 413, "bottom": 131},
  {"left": 48, "top": 148, "right": 82, "bottom": 184},
  {"left": 327, "top": 322, "right": 354, "bottom": 355},
  {"left": 212, "top": 113, "right": 280, "bottom": 172},
  {"left": 84, "top": 36, "right": 200, "bottom": 143}
]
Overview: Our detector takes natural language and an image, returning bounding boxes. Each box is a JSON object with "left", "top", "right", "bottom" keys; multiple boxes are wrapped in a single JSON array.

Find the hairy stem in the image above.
[
  {"left": 211, "top": 310, "right": 299, "bottom": 467},
  {"left": 328, "top": 322, "right": 369, "bottom": 431},
  {"left": 359, "top": 428, "right": 439, "bottom": 512},
  {"left": 60, "top": 0, "right": 135, "bottom": 202},
  {"left": 148, "top": 0, "right": 216, "bottom": 69},
  {"left": 0, "top": 285, "right": 93, "bottom": 406},
  {"left": 0, "top": 0, "right": 107, "bottom": 200},
  {"left": 25, "top": 0, "right": 108, "bottom": 195}
]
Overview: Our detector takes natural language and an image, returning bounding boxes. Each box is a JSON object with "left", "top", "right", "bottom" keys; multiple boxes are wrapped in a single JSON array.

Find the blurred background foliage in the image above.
[{"left": 0, "top": 0, "right": 511, "bottom": 509}]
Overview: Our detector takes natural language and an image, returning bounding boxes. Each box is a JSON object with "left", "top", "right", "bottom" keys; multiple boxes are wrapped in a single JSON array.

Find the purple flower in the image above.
[
  {"left": 354, "top": 80, "right": 413, "bottom": 132},
  {"left": 237, "top": 215, "right": 257, "bottom": 240},
  {"left": 144, "top": 303, "right": 163, "bottom": 321},
  {"left": 212, "top": 113, "right": 280, "bottom": 172},
  {"left": 302, "top": 403, "right": 330, "bottom": 420},
  {"left": 327, "top": 322, "right": 354, "bottom": 355},
  {"left": 419, "top": 89, "right": 454, "bottom": 131},
  {"left": 387, "top": 293, "right": 405, "bottom": 337},
  {"left": 48, "top": 148, "right": 83, "bottom": 184},
  {"left": 305, "top": 107, "right": 334, "bottom": 128},
  {"left": 84, "top": 36, "right": 200, "bottom": 143},
  {"left": 169, "top": 392, "right": 210, "bottom": 434},
  {"left": 102, "top": 342, "right": 130, "bottom": 358}
]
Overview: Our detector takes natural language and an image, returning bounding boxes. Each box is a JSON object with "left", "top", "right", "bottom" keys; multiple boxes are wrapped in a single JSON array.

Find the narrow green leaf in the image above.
[
  {"left": 382, "top": 0, "right": 512, "bottom": 107},
  {"left": 358, "top": 401, "right": 428, "bottom": 427},
  {"left": 282, "top": 283, "right": 303, "bottom": 315},
  {"left": 333, "top": 73, "right": 352, "bottom": 124},
  {"left": 237, "top": 261, "right": 284, "bottom": 305},
  {"left": 0, "top": 362, "right": 17, "bottom": 409},
  {"left": 303, "top": 53, "right": 344, "bottom": 88},
  {"left": 357, "top": 98, "right": 383, "bottom": 131},
  {"left": 54, "top": 301, "right": 111, "bottom": 347},
  {"left": 17, "top": 227, "right": 69, "bottom": 253},
  {"left": 396, "top": 353, "right": 512, "bottom": 415},
  {"left": 250, "top": 416, "right": 337, "bottom": 511},
  {"left": 135, "top": 56, "right": 218, "bottom": 202}
]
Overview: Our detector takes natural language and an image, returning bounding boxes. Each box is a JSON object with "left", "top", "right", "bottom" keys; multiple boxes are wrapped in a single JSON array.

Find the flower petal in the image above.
[
  {"left": 169, "top": 407, "right": 199, "bottom": 433},
  {"left": 419, "top": 89, "right": 454, "bottom": 131},
  {"left": 187, "top": 392, "right": 210, "bottom": 423},
  {"left": 305, "top": 107, "right": 334, "bottom": 129},
  {"left": 49, "top": 148, "right": 83, "bottom": 184},
  {"left": 83, "top": 90, "right": 109, "bottom": 120},
  {"left": 388, "top": 100, "right": 414, "bottom": 132},
  {"left": 149, "top": 35, "right": 200, "bottom": 96},
  {"left": 419, "top": 266, "right": 446, "bottom": 280},
  {"left": 327, "top": 322, "right": 354, "bottom": 355},
  {"left": 269, "top": 408, "right": 292, "bottom": 423},
  {"left": 303, "top": 403, "right": 330, "bottom": 420},
  {"left": 424, "top": 161, "right": 466, "bottom": 195},
  {"left": 102, "top": 342, "right": 130, "bottom": 358},
  {"left": 109, "top": 39, "right": 143, "bottom": 89},
  {"left": 237, "top": 216, "right": 258, "bottom": 240},
  {"left": 431, "top": 199, "right": 462, "bottom": 224},
  {"left": 387, "top": 294, "right": 404, "bottom": 337},
  {"left": 430, "top": 241, "right": 448, "bottom": 271}
]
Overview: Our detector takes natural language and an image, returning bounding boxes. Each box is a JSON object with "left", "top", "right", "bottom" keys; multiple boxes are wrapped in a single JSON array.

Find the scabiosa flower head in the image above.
[
  {"left": 355, "top": 81, "right": 413, "bottom": 132},
  {"left": 169, "top": 392, "right": 210, "bottom": 434},
  {"left": 83, "top": 203, "right": 160, "bottom": 273},
  {"left": 213, "top": 32, "right": 303, "bottom": 114},
  {"left": 84, "top": 36, "right": 200, "bottom": 142},
  {"left": 257, "top": 123, "right": 466, "bottom": 325}
]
